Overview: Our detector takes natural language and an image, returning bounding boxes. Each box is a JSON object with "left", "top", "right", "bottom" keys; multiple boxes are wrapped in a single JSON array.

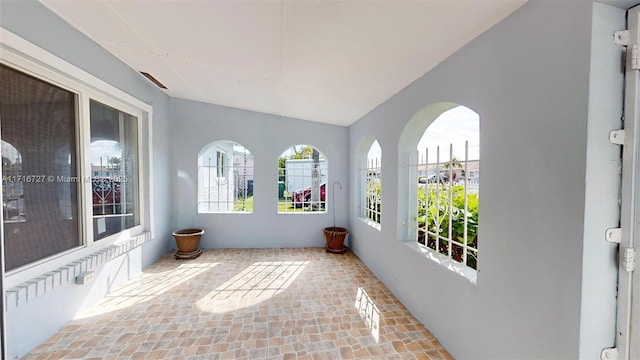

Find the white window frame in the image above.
[
  {"left": 216, "top": 150, "right": 226, "bottom": 178},
  {"left": 0, "top": 28, "right": 153, "bottom": 289}
]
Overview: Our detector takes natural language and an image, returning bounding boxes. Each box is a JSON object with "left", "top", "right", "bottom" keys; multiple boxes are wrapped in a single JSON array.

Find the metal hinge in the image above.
[
  {"left": 610, "top": 129, "right": 625, "bottom": 145},
  {"left": 601, "top": 347, "right": 618, "bottom": 360},
  {"left": 622, "top": 247, "right": 636, "bottom": 272},
  {"left": 605, "top": 228, "right": 622, "bottom": 243},
  {"left": 614, "top": 32, "right": 640, "bottom": 69},
  {"left": 614, "top": 30, "right": 630, "bottom": 46},
  {"left": 633, "top": 44, "right": 640, "bottom": 70}
]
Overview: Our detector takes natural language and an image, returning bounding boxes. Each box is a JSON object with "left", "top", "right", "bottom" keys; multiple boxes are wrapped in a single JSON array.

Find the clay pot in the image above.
[
  {"left": 323, "top": 227, "right": 348, "bottom": 254},
  {"left": 172, "top": 228, "right": 204, "bottom": 259}
]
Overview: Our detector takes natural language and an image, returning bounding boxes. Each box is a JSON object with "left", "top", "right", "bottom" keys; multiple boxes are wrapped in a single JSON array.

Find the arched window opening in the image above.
[
  {"left": 198, "top": 141, "right": 253, "bottom": 213},
  {"left": 410, "top": 105, "right": 480, "bottom": 269},
  {"left": 278, "top": 145, "right": 327, "bottom": 214},
  {"left": 358, "top": 139, "right": 381, "bottom": 226}
]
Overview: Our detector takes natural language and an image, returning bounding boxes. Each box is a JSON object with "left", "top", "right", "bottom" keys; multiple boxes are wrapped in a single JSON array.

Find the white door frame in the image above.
[{"left": 618, "top": 5, "right": 640, "bottom": 359}]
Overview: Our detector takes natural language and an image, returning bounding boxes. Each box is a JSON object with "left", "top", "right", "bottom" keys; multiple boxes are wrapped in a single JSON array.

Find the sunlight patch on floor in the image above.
[
  {"left": 24, "top": 249, "right": 451, "bottom": 360},
  {"left": 355, "top": 286, "right": 380, "bottom": 343},
  {"left": 75, "top": 262, "right": 219, "bottom": 319},
  {"left": 196, "top": 260, "right": 308, "bottom": 313}
]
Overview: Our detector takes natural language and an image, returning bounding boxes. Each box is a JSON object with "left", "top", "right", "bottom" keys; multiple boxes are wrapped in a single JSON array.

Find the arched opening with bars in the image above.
[
  {"left": 198, "top": 141, "right": 254, "bottom": 213},
  {"left": 277, "top": 145, "right": 327, "bottom": 214},
  {"left": 400, "top": 104, "right": 480, "bottom": 270}
]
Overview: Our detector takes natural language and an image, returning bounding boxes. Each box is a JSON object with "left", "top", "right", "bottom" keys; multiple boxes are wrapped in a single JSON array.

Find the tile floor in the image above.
[{"left": 23, "top": 248, "right": 453, "bottom": 360}]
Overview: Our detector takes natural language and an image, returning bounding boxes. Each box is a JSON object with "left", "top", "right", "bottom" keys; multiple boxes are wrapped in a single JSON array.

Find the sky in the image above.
[
  {"left": 91, "top": 140, "right": 121, "bottom": 166},
  {"left": 233, "top": 144, "right": 251, "bottom": 155},
  {"left": 418, "top": 106, "right": 479, "bottom": 162},
  {"left": 367, "top": 105, "right": 480, "bottom": 163}
]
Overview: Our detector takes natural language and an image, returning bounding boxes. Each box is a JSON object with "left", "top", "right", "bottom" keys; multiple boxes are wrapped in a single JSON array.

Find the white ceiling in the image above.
[{"left": 40, "top": 0, "right": 527, "bottom": 126}]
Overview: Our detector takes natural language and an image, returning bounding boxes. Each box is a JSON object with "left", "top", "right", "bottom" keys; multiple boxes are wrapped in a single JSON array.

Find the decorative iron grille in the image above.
[{"left": 409, "top": 141, "right": 479, "bottom": 269}]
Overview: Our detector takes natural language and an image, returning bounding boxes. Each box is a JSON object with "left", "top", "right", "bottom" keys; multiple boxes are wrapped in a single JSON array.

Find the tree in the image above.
[
  {"left": 108, "top": 156, "right": 121, "bottom": 169},
  {"left": 443, "top": 156, "right": 462, "bottom": 170},
  {"left": 278, "top": 157, "right": 287, "bottom": 182},
  {"left": 290, "top": 145, "right": 313, "bottom": 159},
  {"left": 444, "top": 157, "right": 463, "bottom": 182}
]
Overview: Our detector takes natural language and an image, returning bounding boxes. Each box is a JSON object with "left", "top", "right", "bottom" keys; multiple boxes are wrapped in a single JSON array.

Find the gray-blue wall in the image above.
[
  {"left": 170, "top": 99, "right": 349, "bottom": 249},
  {"left": 0, "top": 0, "right": 626, "bottom": 359},
  {"left": 581, "top": 2, "right": 624, "bottom": 358},
  {"left": 0, "top": 0, "right": 173, "bottom": 268},
  {"left": 348, "top": 1, "right": 620, "bottom": 358},
  {"left": 1, "top": 1, "right": 173, "bottom": 357}
]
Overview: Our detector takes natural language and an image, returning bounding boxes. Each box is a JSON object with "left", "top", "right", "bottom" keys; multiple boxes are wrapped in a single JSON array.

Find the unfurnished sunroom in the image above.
[{"left": 1, "top": 1, "right": 639, "bottom": 359}]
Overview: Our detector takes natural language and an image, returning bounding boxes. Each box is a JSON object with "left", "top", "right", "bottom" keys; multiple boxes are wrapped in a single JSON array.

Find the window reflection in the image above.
[
  {"left": 0, "top": 64, "right": 81, "bottom": 271},
  {"left": 90, "top": 100, "right": 139, "bottom": 241},
  {"left": 2, "top": 140, "right": 25, "bottom": 223}
]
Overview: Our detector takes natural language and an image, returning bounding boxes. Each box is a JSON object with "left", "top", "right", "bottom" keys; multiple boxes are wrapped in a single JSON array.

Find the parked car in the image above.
[
  {"left": 419, "top": 173, "right": 449, "bottom": 184},
  {"left": 292, "top": 182, "right": 326, "bottom": 208}
]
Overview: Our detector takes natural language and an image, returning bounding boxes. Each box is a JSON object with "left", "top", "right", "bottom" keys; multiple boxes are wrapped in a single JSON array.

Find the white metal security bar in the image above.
[
  {"left": 198, "top": 147, "right": 253, "bottom": 213},
  {"left": 409, "top": 141, "right": 479, "bottom": 269},
  {"left": 278, "top": 159, "right": 328, "bottom": 213},
  {"left": 359, "top": 157, "right": 381, "bottom": 225}
]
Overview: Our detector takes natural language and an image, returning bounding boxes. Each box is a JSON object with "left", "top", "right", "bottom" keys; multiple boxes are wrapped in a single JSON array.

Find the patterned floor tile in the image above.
[{"left": 21, "top": 249, "right": 452, "bottom": 359}]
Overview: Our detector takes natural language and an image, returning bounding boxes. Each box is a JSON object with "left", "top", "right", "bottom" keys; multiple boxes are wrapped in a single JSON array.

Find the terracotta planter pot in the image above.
[
  {"left": 172, "top": 228, "right": 204, "bottom": 259},
  {"left": 323, "top": 227, "right": 348, "bottom": 254}
]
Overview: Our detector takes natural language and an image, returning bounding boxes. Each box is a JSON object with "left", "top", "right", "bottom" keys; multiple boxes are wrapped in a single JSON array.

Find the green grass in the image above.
[
  {"left": 233, "top": 196, "right": 253, "bottom": 212},
  {"left": 232, "top": 196, "right": 306, "bottom": 213},
  {"left": 278, "top": 200, "right": 305, "bottom": 213}
]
